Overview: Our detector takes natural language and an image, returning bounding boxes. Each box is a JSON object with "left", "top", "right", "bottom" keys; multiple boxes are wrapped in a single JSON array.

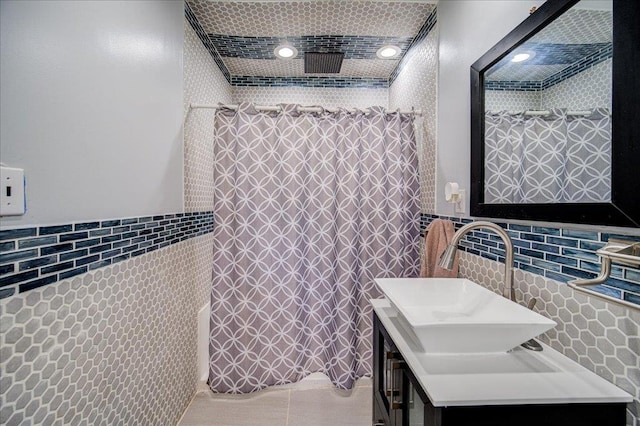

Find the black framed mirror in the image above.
[{"left": 470, "top": 0, "right": 639, "bottom": 227}]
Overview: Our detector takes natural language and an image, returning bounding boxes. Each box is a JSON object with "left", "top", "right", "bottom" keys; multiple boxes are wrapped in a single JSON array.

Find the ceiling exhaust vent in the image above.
[{"left": 304, "top": 52, "right": 344, "bottom": 74}]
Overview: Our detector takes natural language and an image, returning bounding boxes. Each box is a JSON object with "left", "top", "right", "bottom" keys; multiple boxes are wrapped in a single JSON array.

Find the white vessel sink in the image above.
[{"left": 375, "top": 278, "right": 556, "bottom": 354}]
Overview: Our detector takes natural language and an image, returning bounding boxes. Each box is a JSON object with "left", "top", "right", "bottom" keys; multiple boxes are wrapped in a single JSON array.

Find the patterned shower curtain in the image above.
[
  {"left": 484, "top": 108, "right": 611, "bottom": 203},
  {"left": 209, "top": 103, "right": 421, "bottom": 393}
]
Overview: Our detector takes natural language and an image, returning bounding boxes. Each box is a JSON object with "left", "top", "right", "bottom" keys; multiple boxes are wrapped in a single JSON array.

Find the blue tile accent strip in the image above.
[
  {"left": 484, "top": 80, "right": 543, "bottom": 92},
  {"left": 18, "top": 236, "right": 57, "bottom": 249},
  {"left": 185, "top": 2, "right": 231, "bottom": 83},
  {"left": 0, "top": 228, "right": 36, "bottom": 241},
  {"left": 0, "top": 288, "right": 15, "bottom": 298},
  {"left": 541, "top": 43, "right": 612, "bottom": 90},
  {"left": 420, "top": 213, "right": 640, "bottom": 306},
  {"left": 39, "top": 224, "right": 73, "bottom": 235},
  {"left": 485, "top": 43, "right": 612, "bottom": 92},
  {"left": 390, "top": 6, "right": 437, "bottom": 84},
  {"left": 230, "top": 76, "right": 389, "bottom": 89},
  {"left": 526, "top": 42, "right": 609, "bottom": 66},
  {"left": 0, "top": 211, "right": 214, "bottom": 299},
  {"left": 0, "top": 241, "right": 15, "bottom": 252},
  {"left": 0, "top": 264, "right": 14, "bottom": 275},
  {"left": 208, "top": 34, "right": 413, "bottom": 60}
]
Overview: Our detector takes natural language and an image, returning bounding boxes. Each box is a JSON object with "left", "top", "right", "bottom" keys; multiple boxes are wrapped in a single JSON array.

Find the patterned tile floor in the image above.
[{"left": 179, "top": 377, "right": 372, "bottom": 426}]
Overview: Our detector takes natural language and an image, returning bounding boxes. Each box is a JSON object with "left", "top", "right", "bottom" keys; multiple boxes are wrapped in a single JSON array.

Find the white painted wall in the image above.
[
  {"left": 0, "top": 0, "right": 184, "bottom": 227},
  {"left": 436, "top": 0, "right": 545, "bottom": 216}
]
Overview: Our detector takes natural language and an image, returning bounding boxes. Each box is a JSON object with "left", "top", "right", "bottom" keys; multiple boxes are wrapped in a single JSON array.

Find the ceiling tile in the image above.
[
  {"left": 188, "top": 1, "right": 435, "bottom": 37},
  {"left": 223, "top": 58, "right": 399, "bottom": 78},
  {"left": 186, "top": 0, "right": 437, "bottom": 86}
]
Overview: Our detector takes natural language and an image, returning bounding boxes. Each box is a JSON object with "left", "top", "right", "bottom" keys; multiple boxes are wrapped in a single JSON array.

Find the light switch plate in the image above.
[{"left": 1, "top": 166, "right": 26, "bottom": 216}]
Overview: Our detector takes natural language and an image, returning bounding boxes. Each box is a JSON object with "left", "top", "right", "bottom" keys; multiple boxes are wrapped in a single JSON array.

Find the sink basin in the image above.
[{"left": 375, "top": 278, "right": 556, "bottom": 354}]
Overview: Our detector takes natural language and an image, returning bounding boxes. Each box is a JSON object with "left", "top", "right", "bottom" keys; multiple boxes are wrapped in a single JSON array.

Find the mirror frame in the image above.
[{"left": 470, "top": 0, "right": 639, "bottom": 228}]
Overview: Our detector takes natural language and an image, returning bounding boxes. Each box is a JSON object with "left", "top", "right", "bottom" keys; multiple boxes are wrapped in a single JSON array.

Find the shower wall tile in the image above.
[
  {"left": 541, "top": 43, "right": 612, "bottom": 90},
  {"left": 231, "top": 75, "right": 388, "bottom": 89},
  {"left": 0, "top": 212, "right": 213, "bottom": 299},
  {"left": 232, "top": 86, "right": 388, "bottom": 110},
  {"left": 185, "top": 2, "right": 230, "bottom": 82},
  {"left": 0, "top": 232, "right": 214, "bottom": 425},
  {"left": 389, "top": 22, "right": 438, "bottom": 214},
  {"left": 541, "top": 58, "right": 612, "bottom": 110},
  {"left": 485, "top": 90, "right": 542, "bottom": 113},
  {"left": 421, "top": 213, "right": 640, "bottom": 305},
  {"left": 389, "top": 7, "right": 437, "bottom": 84},
  {"left": 485, "top": 58, "right": 611, "bottom": 112},
  {"left": 459, "top": 251, "right": 639, "bottom": 425},
  {"left": 184, "top": 18, "right": 233, "bottom": 213}
]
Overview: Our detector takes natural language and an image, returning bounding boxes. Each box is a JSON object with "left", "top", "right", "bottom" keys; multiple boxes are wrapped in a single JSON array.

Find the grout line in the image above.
[
  {"left": 175, "top": 386, "right": 200, "bottom": 426},
  {"left": 285, "top": 389, "right": 291, "bottom": 426}
]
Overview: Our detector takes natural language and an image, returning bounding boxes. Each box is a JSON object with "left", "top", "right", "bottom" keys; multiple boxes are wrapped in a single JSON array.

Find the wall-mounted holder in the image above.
[
  {"left": 568, "top": 238, "right": 640, "bottom": 310},
  {"left": 444, "top": 182, "right": 466, "bottom": 214}
]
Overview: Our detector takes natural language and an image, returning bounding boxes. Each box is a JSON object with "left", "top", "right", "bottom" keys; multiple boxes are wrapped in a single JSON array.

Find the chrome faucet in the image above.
[{"left": 438, "top": 221, "right": 515, "bottom": 302}]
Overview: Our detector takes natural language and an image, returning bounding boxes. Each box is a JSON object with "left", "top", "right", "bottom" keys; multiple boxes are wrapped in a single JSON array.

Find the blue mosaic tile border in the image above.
[
  {"left": 185, "top": 2, "right": 231, "bottom": 83},
  {"left": 485, "top": 43, "right": 612, "bottom": 92},
  {"left": 420, "top": 213, "right": 640, "bottom": 306},
  {"left": 208, "top": 34, "right": 413, "bottom": 60},
  {"left": 541, "top": 43, "right": 612, "bottom": 89},
  {"left": 230, "top": 75, "right": 389, "bottom": 89},
  {"left": 526, "top": 42, "right": 609, "bottom": 66},
  {"left": 0, "top": 211, "right": 214, "bottom": 299},
  {"left": 484, "top": 80, "right": 542, "bottom": 92},
  {"left": 389, "top": 6, "right": 437, "bottom": 84}
]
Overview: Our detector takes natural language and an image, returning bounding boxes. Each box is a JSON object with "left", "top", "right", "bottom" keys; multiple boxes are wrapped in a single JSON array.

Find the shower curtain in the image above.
[
  {"left": 484, "top": 108, "right": 611, "bottom": 204},
  {"left": 209, "top": 103, "right": 420, "bottom": 393}
]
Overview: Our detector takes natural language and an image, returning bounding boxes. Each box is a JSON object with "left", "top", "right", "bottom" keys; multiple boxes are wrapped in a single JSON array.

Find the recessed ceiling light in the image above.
[
  {"left": 376, "top": 45, "right": 401, "bottom": 59},
  {"left": 274, "top": 44, "right": 297, "bottom": 59},
  {"left": 511, "top": 52, "right": 534, "bottom": 63}
]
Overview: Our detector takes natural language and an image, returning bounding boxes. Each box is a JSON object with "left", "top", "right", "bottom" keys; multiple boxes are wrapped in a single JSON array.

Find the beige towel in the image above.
[{"left": 420, "top": 219, "right": 459, "bottom": 278}]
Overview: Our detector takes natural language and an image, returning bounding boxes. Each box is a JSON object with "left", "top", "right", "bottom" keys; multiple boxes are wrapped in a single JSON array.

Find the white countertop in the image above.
[{"left": 372, "top": 299, "right": 633, "bottom": 407}]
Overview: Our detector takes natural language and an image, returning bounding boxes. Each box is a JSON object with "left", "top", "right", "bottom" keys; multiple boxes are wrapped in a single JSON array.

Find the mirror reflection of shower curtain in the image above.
[
  {"left": 484, "top": 108, "right": 611, "bottom": 204},
  {"left": 209, "top": 103, "right": 421, "bottom": 393}
]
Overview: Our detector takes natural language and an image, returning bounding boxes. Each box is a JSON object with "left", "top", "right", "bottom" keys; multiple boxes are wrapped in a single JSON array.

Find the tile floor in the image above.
[{"left": 178, "top": 376, "right": 372, "bottom": 426}]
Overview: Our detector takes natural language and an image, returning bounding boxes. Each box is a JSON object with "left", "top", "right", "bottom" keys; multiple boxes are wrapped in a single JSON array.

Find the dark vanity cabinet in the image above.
[
  {"left": 372, "top": 313, "right": 628, "bottom": 426},
  {"left": 373, "top": 315, "right": 434, "bottom": 426},
  {"left": 372, "top": 312, "right": 401, "bottom": 425}
]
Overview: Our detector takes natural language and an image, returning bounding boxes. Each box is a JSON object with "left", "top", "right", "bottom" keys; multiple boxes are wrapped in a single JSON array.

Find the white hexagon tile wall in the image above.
[
  {"left": 388, "top": 18, "right": 438, "bottom": 215},
  {"left": 0, "top": 233, "right": 215, "bottom": 425},
  {"left": 184, "top": 18, "right": 233, "bottom": 213}
]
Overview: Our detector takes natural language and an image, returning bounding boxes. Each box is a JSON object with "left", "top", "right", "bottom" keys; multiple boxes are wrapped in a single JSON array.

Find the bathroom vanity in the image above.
[{"left": 372, "top": 299, "right": 632, "bottom": 426}]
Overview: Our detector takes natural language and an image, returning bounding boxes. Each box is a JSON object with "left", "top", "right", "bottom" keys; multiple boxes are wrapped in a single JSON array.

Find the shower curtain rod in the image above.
[
  {"left": 190, "top": 103, "right": 423, "bottom": 116},
  {"left": 498, "top": 110, "right": 595, "bottom": 116}
]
